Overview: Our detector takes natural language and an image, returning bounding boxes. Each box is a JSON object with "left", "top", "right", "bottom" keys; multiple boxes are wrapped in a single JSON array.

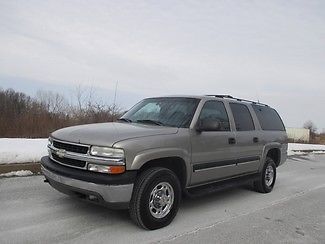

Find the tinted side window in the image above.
[
  {"left": 252, "top": 105, "right": 285, "bottom": 131},
  {"left": 230, "top": 103, "right": 255, "bottom": 131},
  {"left": 199, "top": 101, "right": 230, "bottom": 131}
]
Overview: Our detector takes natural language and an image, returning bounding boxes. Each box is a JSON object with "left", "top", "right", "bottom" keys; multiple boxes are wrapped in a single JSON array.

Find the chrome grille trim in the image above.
[
  {"left": 53, "top": 140, "right": 89, "bottom": 154},
  {"left": 48, "top": 139, "right": 125, "bottom": 170},
  {"left": 49, "top": 153, "right": 88, "bottom": 170},
  {"left": 52, "top": 138, "right": 90, "bottom": 152}
]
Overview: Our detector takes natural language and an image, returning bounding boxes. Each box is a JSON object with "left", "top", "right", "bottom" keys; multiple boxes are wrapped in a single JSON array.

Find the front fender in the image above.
[{"left": 130, "top": 147, "right": 191, "bottom": 185}]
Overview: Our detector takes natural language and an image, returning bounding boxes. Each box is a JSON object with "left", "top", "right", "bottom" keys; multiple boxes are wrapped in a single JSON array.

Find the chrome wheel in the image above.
[
  {"left": 149, "top": 182, "right": 174, "bottom": 219},
  {"left": 265, "top": 165, "right": 274, "bottom": 187}
]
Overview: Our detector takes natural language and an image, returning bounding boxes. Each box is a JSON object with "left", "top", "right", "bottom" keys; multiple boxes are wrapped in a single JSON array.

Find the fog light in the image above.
[{"left": 87, "top": 163, "right": 125, "bottom": 174}]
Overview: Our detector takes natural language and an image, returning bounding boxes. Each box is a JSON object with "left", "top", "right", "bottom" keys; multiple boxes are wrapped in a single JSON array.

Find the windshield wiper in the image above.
[
  {"left": 136, "top": 119, "right": 165, "bottom": 126},
  {"left": 117, "top": 118, "right": 133, "bottom": 123}
]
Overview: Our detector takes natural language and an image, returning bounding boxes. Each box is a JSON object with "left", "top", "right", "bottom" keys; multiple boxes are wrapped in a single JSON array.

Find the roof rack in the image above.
[
  {"left": 205, "top": 95, "right": 268, "bottom": 107},
  {"left": 205, "top": 95, "right": 234, "bottom": 99}
]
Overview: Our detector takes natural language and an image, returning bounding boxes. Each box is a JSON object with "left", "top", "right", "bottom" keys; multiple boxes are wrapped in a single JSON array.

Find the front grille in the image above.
[
  {"left": 52, "top": 153, "right": 86, "bottom": 168},
  {"left": 53, "top": 140, "right": 89, "bottom": 154}
]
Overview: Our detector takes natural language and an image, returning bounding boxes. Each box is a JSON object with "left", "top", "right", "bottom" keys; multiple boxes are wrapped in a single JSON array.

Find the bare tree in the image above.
[
  {"left": 303, "top": 120, "right": 317, "bottom": 141},
  {"left": 303, "top": 120, "right": 317, "bottom": 133},
  {"left": 0, "top": 86, "right": 123, "bottom": 137},
  {"left": 74, "top": 85, "right": 86, "bottom": 113},
  {"left": 36, "top": 90, "right": 68, "bottom": 114}
]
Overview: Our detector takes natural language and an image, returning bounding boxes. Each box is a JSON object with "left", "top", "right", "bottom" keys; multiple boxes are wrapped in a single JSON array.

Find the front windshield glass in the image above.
[{"left": 121, "top": 97, "right": 200, "bottom": 128}]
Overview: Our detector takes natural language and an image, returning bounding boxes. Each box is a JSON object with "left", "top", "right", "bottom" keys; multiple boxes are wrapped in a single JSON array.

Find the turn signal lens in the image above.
[
  {"left": 87, "top": 163, "right": 125, "bottom": 174},
  {"left": 109, "top": 165, "right": 126, "bottom": 174}
]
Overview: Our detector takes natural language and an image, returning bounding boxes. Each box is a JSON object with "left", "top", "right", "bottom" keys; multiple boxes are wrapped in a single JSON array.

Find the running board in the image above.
[{"left": 184, "top": 173, "right": 260, "bottom": 198}]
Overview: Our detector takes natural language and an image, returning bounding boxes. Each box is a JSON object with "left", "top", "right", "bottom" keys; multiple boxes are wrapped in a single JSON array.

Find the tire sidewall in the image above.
[
  {"left": 138, "top": 169, "right": 181, "bottom": 230},
  {"left": 262, "top": 158, "right": 276, "bottom": 193}
]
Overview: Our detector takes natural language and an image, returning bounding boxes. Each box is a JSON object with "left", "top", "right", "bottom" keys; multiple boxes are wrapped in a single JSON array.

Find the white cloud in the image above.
[{"left": 0, "top": 0, "right": 324, "bottom": 128}]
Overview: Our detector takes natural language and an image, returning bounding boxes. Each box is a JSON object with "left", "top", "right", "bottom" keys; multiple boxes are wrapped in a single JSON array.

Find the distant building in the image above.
[{"left": 286, "top": 127, "right": 310, "bottom": 143}]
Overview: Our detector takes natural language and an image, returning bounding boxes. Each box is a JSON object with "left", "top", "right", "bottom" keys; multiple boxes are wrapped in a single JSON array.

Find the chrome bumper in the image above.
[{"left": 42, "top": 166, "right": 134, "bottom": 205}]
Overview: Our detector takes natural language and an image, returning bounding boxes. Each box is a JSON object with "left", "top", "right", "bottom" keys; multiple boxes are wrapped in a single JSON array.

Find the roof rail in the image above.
[
  {"left": 205, "top": 95, "right": 268, "bottom": 107},
  {"left": 205, "top": 95, "right": 234, "bottom": 99}
]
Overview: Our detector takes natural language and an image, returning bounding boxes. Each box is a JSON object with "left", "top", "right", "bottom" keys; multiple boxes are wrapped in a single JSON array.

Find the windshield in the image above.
[{"left": 120, "top": 97, "right": 200, "bottom": 128}]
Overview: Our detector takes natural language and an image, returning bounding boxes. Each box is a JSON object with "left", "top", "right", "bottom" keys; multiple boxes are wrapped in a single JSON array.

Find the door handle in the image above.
[
  {"left": 228, "top": 138, "right": 236, "bottom": 144},
  {"left": 253, "top": 137, "right": 259, "bottom": 143}
]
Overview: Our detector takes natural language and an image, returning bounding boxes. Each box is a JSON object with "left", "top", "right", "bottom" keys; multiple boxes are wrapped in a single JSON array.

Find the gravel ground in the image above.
[{"left": 0, "top": 155, "right": 324, "bottom": 244}]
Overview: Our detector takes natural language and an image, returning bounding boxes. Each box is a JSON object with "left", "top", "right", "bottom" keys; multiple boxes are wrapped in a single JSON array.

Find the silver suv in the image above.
[{"left": 41, "top": 95, "right": 287, "bottom": 230}]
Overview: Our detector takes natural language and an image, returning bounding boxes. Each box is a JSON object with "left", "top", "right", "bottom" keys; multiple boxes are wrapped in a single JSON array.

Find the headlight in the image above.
[
  {"left": 48, "top": 137, "right": 53, "bottom": 146},
  {"left": 47, "top": 137, "right": 53, "bottom": 156},
  {"left": 90, "top": 146, "right": 124, "bottom": 158}
]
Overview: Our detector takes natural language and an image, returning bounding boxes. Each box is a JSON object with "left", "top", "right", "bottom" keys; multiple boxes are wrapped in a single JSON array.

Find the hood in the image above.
[{"left": 51, "top": 122, "right": 179, "bottom": 147}]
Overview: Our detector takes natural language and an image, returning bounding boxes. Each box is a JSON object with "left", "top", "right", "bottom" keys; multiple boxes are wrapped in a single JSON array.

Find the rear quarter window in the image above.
[{"left": 252, "top": 105, "right": 285, "bottom": 131}]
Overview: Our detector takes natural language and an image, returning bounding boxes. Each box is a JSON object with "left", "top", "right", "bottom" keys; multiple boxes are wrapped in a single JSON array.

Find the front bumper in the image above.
[{"left": 41, "top": 156, "right": 136, "bottom": 209}]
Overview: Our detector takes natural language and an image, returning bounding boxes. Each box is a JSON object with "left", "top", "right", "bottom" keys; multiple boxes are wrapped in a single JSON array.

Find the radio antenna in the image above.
[{"left": 113, "top": 80, "right": 118, "bottom": 107}]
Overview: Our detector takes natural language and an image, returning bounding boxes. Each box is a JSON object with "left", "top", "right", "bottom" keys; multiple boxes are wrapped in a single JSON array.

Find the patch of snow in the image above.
[
  {"left": 0, "top": 139, "right": 324, "bottom": 164},
  {"left": 0, "top": 138, "right": 48, "bottom": 164},
  {"left": 288, "top": 143, "right": 325, "bottom": 156},
  {"left": 287, "top": 150, "right": 304, "bottom": 156},
  {"left": 0, "top": 170, "right": 34, "bottom": 177}
]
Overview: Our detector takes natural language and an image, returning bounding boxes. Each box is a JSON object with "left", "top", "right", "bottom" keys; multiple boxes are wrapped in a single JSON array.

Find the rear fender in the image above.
[{"left": 259, "top": 143, "right": 282, "bottom": 172}]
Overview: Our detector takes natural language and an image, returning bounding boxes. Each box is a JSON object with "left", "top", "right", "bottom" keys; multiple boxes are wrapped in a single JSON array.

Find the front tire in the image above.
[
  {"left": 129, "top": 167, "right": 181, "bottom": 230},
  {"left": 254, "top": 157, "right": 276, "bottom": 193}
]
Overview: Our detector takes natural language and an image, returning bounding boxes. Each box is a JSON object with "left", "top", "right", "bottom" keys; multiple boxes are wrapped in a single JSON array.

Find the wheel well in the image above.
[
  {"left": 267, "top": 148, "right": 281, "bottom": 167},
  {"left": 138, "top": 157, "right": 187, "bottom": 188}
]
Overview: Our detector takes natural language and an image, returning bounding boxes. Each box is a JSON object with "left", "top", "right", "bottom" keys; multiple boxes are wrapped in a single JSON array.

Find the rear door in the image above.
[{"left": 228, "top": 103, "right": 262, "bottom": 174}]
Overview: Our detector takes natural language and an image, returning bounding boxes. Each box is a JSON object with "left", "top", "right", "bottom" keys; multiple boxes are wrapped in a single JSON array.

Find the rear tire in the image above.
[
  {"left": 254, "top": 157, "right": 276, "bottom": 193},
  {"left": 129, "top": 167, "right": 181, "bottom": 230}
]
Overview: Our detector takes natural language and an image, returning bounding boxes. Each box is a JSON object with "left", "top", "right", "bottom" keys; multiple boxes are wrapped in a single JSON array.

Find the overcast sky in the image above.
[{"left": 0, "top": 0, "right": 324, "bottom": 130}]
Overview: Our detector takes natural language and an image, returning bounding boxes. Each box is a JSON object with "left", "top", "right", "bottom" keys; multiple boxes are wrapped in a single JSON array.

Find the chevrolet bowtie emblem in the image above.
[{"left": 56, "top": 149, "right": 66, "bottom": 158}]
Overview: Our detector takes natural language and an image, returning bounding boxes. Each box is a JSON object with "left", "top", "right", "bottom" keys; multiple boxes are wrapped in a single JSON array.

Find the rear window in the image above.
[
  {"left": 229, "top": 103, "right": 255, "bottom": 131},
  {"left": 252, "top": 105, "right": 285, "bottom": 131}
]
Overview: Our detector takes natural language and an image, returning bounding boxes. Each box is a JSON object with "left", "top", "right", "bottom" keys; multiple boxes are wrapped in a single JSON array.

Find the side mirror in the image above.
[{"left": 196, "top": 118, "right": 221, "bottom": 132}]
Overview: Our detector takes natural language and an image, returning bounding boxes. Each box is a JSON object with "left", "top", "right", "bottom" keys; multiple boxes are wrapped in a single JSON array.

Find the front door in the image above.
[{"left": 190, "top": 100, "right": 239, "bottom": 186}]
